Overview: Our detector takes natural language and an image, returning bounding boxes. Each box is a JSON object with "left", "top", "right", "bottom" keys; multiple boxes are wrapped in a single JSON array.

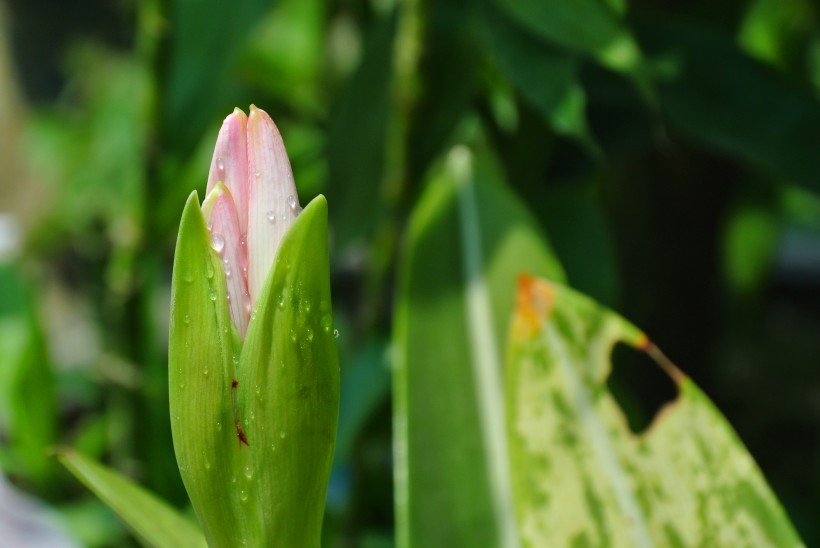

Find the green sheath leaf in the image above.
[
  {"left": 58, "top": 450, "right": 206, "bottom": 548},
  {"left": 393, "top": 147, "right": 564, "bottom": 548},
  {"left": 169, "top": 191, "right": 243, "bottom": 547},
  {"left": 237, "top": 194, "right": 339, "bottom": 547},
  {"left": 506, "top": 276, "right": 803, "bottom": 547}
]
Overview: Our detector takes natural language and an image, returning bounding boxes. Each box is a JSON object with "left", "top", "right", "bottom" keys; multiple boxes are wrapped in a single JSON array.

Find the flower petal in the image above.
[
  {"left": 206, "top": 108, "right": 249, "bottom": 235},
  {"left": 246, "top": 105, "right": 300, "bottom": 305},
  {"left": 202, "top": 183, "right": 250, "bottom": 338}
]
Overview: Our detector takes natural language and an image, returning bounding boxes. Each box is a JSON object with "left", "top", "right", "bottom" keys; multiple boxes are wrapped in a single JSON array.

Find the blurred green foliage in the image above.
[{"left": 1, "top": 0, "right": 819, "bottom": 545}]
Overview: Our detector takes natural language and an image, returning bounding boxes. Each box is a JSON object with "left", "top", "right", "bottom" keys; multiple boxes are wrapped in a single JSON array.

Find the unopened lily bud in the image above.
[{"left": 169, "top": 106, "right": 339, "bottom": 547}]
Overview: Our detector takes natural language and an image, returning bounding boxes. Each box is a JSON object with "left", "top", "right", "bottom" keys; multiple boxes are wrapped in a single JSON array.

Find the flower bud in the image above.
[{"left": 169, "top": 107, "right": 339, "bottom": 547}]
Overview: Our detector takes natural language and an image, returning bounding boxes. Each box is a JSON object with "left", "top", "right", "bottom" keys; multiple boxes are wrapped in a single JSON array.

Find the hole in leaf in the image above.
[{"left": 606, "top": 342, "right": 678, "bottom": 435}]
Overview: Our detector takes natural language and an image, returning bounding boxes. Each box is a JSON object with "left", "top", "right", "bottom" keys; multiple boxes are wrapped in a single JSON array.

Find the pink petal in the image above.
[
  {"left": 206, "top": 109, "right": 249, "bottom": 235},
  {"left": 202, "top": 183, "right": 250, "bottom": 338},
  {"left": 246, "top": 105, "right": 300, "bottom": 305}
]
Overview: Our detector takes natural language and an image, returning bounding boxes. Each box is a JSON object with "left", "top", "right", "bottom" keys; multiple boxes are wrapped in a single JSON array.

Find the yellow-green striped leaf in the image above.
[{"left": 506, "top": 276, "right": 803, "bottom": 547}]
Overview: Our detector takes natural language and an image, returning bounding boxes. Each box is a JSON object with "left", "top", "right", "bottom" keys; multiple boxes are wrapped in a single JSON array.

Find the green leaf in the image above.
[
  {"left": 506, "top": 276, "right": 803, "bottom": 547},
  {"left": 169, "top": 194, "right": 339, "bottom": 546},
  {"left": 162, "top": 0, "right": 269, "bottom": 153},
  {"left": 169, "top": 191, "right": 241, "bottom": 547},
  {"left": 481, "top": 4, "right": 596, "bottom": 148},
  {"left": 326, "top": 12, "right": 395, "bottom": 245},
  {"left": 493, "top": 0, "right": 643, "bottom": 76},
  {"left": 393, "top": 146, "right": 564, "bottom": 547},
  {"left": 58, "top": 450, "right": 206, "bottom": 548},
  {"left": 0, "top": 264, "right": 56, "bottom": 489},
  {"left": 236, "top": 195, "right": 339, "bottom": 547},
  {"left": 642, "top": 17, "right": 820, "bottom": 196}
]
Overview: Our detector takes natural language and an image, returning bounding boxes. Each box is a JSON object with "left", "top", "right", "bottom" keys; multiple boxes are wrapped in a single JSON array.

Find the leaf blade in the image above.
[
  {"left": 58, "top": 450, "right": 206, "bottom": 548},
  {"left": 506, "top": 276, "right": 803, "bottom": 547}
]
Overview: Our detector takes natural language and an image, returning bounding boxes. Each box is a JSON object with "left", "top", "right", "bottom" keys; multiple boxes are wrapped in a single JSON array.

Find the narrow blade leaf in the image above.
[
  {"left": 393, "top": 147, "right": 564, "bottom": 547},
  {"left": 58, "top": 450, "right": 206, "bottom": 548}
]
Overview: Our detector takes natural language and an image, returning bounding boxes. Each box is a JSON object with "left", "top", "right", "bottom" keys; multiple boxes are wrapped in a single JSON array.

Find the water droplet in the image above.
[
  {"left": 320, "top": 300, "right": 330, "bottom": 312},
  {"left": 244, "top": 302, "right": 252, "bottom": 316},
  {"left": 321, "top": 314, "right": 333, "bottom": 333},
  {"left": 255, "top": 384, "right": 261, "bottom": 396},
  {"left": 277, "top": 293, "right": 286, "bottom": 310},
  {"left": 271, "top": 443, "right": 276, "bottom": 452},
  {"left": 178, "top": 382, "right": 185, "bottom": 389},
  {"left": 204, "top": 460, "right": 211, "bottom": 470},
  {"left": 290, "top": 328, "right": 298, "bottom": 343},
  {"left": 211, "top": 233, "right": 225, "bottom": 253},
  {"left": 279, "top": 431, "right": 286, "bottom": 439},
  {"left": 333, "top": 328, "right": 340, "bottom": 339},
  {"left": 239, "top": 489, "right": 248, "bottom": 502},
  {"left": 232, "top": 353, "right": 240, "bottom": 366},
  {"left": 183, "top": 271, "right": 194, "bottom": 283},
  {"left": 255, "top": 171, "right": 261, "bottom": 178},
  {"left": 306, "top": 327, "right": 314, "bottom": 342},
  {"left": 183, "top": 314, "right": 191, "bottom": 325},
  {"left": 203, "top": 366, "right": 209, "bottom": 377},
  {"left": 209, "top": 288, "right": 217, "bottom": 302},
  {"left": 231, "top": 475, "right": 236, "bottom": 484},
  {"left": 225, "top": 267, "right": 232, "bottom": 278},
  {"left": 304, "top": 300, "right": 312, "bottom": 313},
  {"left": 244, "top": 466, "right": 253, "bottom": 479},
  {"left": 216, "top": 421, "right": 223, "bottom": 431},
  {"left": 217, "top": 158, "right": 225, "bottom": 172},
  {"left": 266, "top": 210, "right": 276, "bottom": 223},
  {"left": 205, "top": 260, "right": 214, "bottom": 279},
  {"left": 287, "top": 195, "right": 298, "bottom": 212}
]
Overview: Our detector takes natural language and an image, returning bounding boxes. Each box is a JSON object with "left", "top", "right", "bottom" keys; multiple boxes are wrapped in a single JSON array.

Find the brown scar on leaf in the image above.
[
  {"left": 512, "top": 274, "right": 556, "bottom": 339},
  {"left": 637, "top": 338, "right": 686, "bottom": 385},
  {"left": 235, "top": 420, "right": 249, "bottom": 446},
  {"left": 230, "top": 378, "right": 249, "bottom": 445}
]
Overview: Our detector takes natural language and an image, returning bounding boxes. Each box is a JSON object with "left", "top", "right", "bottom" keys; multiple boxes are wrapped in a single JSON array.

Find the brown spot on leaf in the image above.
[{"left": 513, "top": 274, "right": 556, "bottom": 339}]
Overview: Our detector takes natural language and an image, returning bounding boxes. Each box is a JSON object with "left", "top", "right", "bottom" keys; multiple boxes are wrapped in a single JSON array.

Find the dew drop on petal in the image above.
[
  {"left": 287, "top": 195, "right": 297, "bottom": 212},
  {"left": 217, "top": 158, "right": 225, "bottom": 172},
  {"left": 266, "top": 210, "right": 276, "bottom": 223},
  {"left": 211, "top": 233, "right": 225, "bottom": 253}
]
